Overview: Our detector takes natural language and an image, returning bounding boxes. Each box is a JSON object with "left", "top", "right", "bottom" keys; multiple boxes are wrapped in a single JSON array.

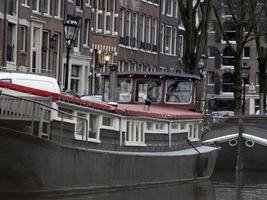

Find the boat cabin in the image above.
[{"left": 102, "top": 72, "right": 200, "bottom": 108}]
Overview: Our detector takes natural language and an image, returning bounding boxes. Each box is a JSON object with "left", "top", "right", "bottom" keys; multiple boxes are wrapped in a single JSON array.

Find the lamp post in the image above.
[
  {"left": 63, "top": 17, "right": 79, "bottom": 91},
  {"left": 236, "top": 62, "right": 250, "bottom": 171},
  {"left": 198, "top": 54, "right": 208, "bottom": 121}
]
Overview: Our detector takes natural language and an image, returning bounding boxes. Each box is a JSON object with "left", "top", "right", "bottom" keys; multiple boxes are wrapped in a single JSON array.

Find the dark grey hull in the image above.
[
  {"left": 211, "top": 137, "right": 267, "bottom": 170},
  {"left": 0, "top": 127, "right": 218, "bottom": 193}
]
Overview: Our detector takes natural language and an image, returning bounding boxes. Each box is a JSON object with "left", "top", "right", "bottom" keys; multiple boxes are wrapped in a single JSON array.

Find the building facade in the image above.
[
  {"left": 0, "top": 0, "right": 64, "bottom": 79},
  {"left": 206, "top": 1, "right": 267, "bottom": 114}
]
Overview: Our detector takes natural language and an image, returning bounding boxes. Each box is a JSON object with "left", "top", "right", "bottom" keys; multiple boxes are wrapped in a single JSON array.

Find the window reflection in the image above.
[
  {"left": 135, "top": 80, "right": 162, "bottom": 103},
  {"left": 104, "top": 79, "right": 132, "bottom": 102},
  {"left": 165, "top": 80, "right": 192, "bottom": 104}
]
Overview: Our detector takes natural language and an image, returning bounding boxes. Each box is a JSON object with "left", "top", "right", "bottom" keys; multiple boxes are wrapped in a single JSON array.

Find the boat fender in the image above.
[
  {"left": 229, "top": 139, "right": 237, "bottom": 147},
  {"left": 197, "top": 154, "right": 208, "bottom": 177},
  {"left": 245, "top": 140, "right": 254, "bottom": 148}
]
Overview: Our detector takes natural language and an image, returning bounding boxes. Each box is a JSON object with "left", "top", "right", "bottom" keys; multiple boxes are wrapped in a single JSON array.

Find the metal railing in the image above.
[{"left": 0, "top": 91, "right": 88, "bottom": 142}]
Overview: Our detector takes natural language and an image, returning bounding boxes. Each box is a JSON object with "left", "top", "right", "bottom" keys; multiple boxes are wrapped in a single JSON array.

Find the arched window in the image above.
[
  {"left": 223, "top": 20, "right": 236, "bottom": 41},
  {"left": 222, "top": 46, "right": 234, "bottom": 66},
  {"left": 222, "top": 72, "right": 233, "bottom": 92}
]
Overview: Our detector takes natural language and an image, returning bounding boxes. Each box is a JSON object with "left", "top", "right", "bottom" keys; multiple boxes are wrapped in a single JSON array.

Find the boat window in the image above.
[
  {"left": 102, "top": 116, "right": 113, "bottom": 127},
  {"left": 146, "top": 121, "right": 153, "bottom": 130},
  {"left": 155, "top": 123, "right": 165, "bottom": 130},
  {"left": 104, "top": 79, "right": 132, "bottom": 102},
  {"left": 76, "top": 112, "right": 87, "bottom": 139},
  {"left": 135, "top": 79, "right": 162, "bottom": 103},
  {"left": 188, "top": 123, "right": 199, "bottom": 141},
  {"left": 89, "top": 114, "right": 98, "bottom": 139},
  {"left": 125, "top": 120, "right": 145, "bottom": 146},
  {"left": 57, "top": 107, "right": 74, "bottom": 120},
  {"left": 165, "top": 80, "right": 192, "bottom": 104}
]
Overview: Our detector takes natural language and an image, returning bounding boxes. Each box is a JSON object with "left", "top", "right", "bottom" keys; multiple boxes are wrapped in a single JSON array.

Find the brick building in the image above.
[
  {"left": 0, "top": 0, "right": 64, "bottom": 79},
  {"left": 206, "top": 1, "right": 267, "bottom": 114}
]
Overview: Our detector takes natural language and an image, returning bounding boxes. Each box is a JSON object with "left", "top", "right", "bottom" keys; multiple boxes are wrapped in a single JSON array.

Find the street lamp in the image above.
[
  {"left": 241, "top": 62, "right": 251, "bottom": 115},
  {"left": 198, "top": 54, "right": 208, "bottom": 120},
  {"left": 63, "top": 17, "right": 79, "bottom": 91}
]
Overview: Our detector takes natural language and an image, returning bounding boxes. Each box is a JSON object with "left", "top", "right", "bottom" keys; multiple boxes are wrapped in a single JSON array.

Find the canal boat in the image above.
[
  {"left": 203, "top": 115, "right": 267, "bottom": 170},
  {"left": 0, "top": 71, "right": 219, "bottom": 193}
]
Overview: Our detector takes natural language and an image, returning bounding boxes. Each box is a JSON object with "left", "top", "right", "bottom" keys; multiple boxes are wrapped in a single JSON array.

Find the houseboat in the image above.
[
  {"left": 203, "top": 115, "right": 267, "bottom": 170},
  {"left": 0, "top": 71, "right": 219, "bottom": 193}
]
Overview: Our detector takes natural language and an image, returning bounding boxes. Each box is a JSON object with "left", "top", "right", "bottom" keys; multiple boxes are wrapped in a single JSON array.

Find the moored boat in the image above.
[
  {"left": 203, "top": 115, "right": 267, "bottom": 170},
  {"left": 0, "top": 72, "right": 219, "bottom": 193}
]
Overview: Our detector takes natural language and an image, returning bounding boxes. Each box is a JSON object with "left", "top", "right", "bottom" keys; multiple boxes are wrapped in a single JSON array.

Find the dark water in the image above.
[{"left": 2, "top": 171, "right": 267, "bottom": 200}]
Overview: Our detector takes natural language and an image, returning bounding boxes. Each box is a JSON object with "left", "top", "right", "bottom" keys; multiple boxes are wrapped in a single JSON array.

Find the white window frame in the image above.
[
  {"left": 54, "top": 0, "right": 61, "bottom": 18},
  {"left": 187, "top": 123, "right": 199, "bottom": 141},
  {"left": 125, "top": 120, "right": 146, "bottom": 146},
  {"left": 84, "top": 20, "right": 90, "bottom": 46},
  {"left": 20, "top": 25, "right": 27, "bottom": 52},
  {"left": 173, "top": 27, "right": 177, "bottom": 55},
  {"left": 170, "top": 122, "right": 188, "bottom": 133},
  {"left": 41, "top": 31, "right": 49, "bottom": 73},
  {"left": 32, "top": 0, "right": 40, "bottom": 13},
  {"left": 74, "top": 29, "right": 80, "bottom": 52},
  {"left": 43, "top": 0, "right": 50, "bottom": 15},
  {"left": 21, "top": 0, "right": 29, "bottom": 7},
  {"left": 161, "top": 0, "right": 165, "bottom": 14},
  {"left": 160, "top": 23, "right": 164, "bottom": 53},
  {"left": 165, "top": 25, "right": 172, "bottom": 54}
]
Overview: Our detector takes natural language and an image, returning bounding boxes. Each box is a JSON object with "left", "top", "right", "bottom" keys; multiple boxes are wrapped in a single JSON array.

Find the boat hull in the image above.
[
  {"left": 213, "top": 138, "right": 267, "bottom": 170},
  {"left": 0, "top": 127, "right": 218, "bottom": 193}
]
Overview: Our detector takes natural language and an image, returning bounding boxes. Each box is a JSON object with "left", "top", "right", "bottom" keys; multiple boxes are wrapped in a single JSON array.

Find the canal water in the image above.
[{"left": 2, "top": 171, "right": 267, "bottom": 200}]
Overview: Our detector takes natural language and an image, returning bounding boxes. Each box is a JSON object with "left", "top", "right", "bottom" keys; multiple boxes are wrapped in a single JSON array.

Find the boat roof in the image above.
[
  {"left": 101, "top": 71, "right": 201, "bottom": 81},
  {"left": 0, "top": 81, "right": 202, "bottom": 120}
]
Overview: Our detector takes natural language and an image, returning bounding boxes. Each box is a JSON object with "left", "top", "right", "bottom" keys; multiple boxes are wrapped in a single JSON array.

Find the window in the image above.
[
  {"left": 102, "top": 116, "right": 113, "bottom": 127},
  {"left": 209, "top": 46, "right": 216, "bottom": 57},
  {"left": 43, "top": 0, "right": 50, "bottom": 14},
  {"left": 7, "top": 23, "right": 16, "bottom": 62},
  {"left": 188, "top": 123, "right": 198, "bottom": 140},
  {"left": 135, "top": 80, "right": 162, "bottom": 103},
  {"left": 207, "top": 71, "right": 215, "bottom": 85},
  {"left": 173, "top": 27, "right": 177, "bottom": 55},
  {"left": 84, "top": 20, "right": 90, "bottom": 46},
  {"left": 177, "top": 34, "right": 184, "bottom": 58},
  {"left": 151, "top": 18, "right": 157, "bottom": 51},
  {"left": 89, "top": 114, "right": 99, "bottom": 139},
  {"left": 54, "top": 0, "right": 61, "bottom": 17},
  {"left": 165, "top": 26, "right": 172, "bottom": 54},
  {"left": 125, "top": 10, "right": 131, "bottom": 46},
  {"left": 131, "top": 12, "right": 138, "bottom": 47},
  {"left": 8, "top": 0, "right": 17, "bottom": 15},
  {"left": 31, "top": 26, "right": 41, "bottom": 73},
  {"left": 222, "top": 72, "right": 234, "bottom": 92},
  {"left": 74, "top": 29, "right": 80, "bottom": 52},
  {"left": 76, "top": 112, "right": 87, "bottom": 139},
  {"left": 165, "top": 80, "right": 192, "bottom": 104},
  {"left": 52, "top": 33, "right": 60, "bottom": 79},
  {"left": 119, "top": 8, "right": 125, "bottom": 39},
  {"left": 223, "top": 21, "right": 236, "bottom": 41},
  {"left": 160, "top": 24, "right": 164, "bottom": 53},
  {"left": 41, "top": 31, "right": 49, "bottom": 73},
  {"left": 139, "top": 14, "right": 145, "bottom": 49},
  {"left": 173, "top": 0, "right": 178, "bottom": 17},
  {"left": 145, "top": 16, "right": 151, "bottom": 50},
  {"left": 32, "top": 0, "right": 40, "bottom": 12},
  {"left": 161, "top": 0, "right": 165, "bottom": 14},
  {"left": 21, "top": 0, "right": 29, "bottom": 6},
  {"left": 166, "top": 0, "right": 173, "bottom": 16},
  {"left": 71, "top": 65, "right": 80, "bottom": 93},
  {"left": 126, "top": 121, "right": 145, "bottom": 146},
  {"left": 104, "top": 79, "right": 132, "bottom": 102},
  {"left": 244, "top": 47, "right": 250, "bottom": 58},
  {"left": 20, "top": 26, "right": 27, "bottom": 52},
  {"left": 75, "top": 0, "right": 83, "bottom": 9},
  {"left": 223, "top": 46, "right": 234, "bottom": 65}
]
